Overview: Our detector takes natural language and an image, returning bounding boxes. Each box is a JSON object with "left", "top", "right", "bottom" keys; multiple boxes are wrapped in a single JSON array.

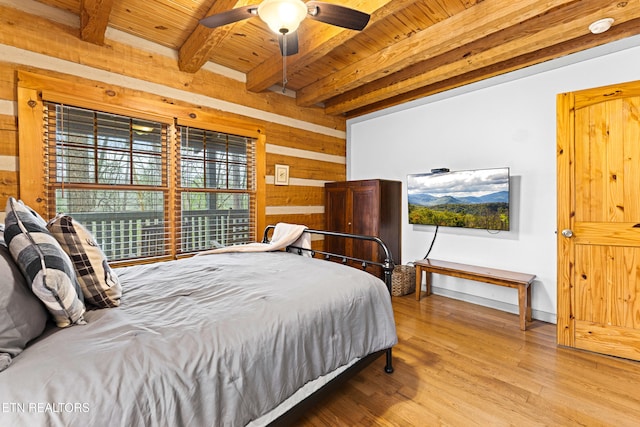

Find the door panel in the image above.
[
  {"left": 325, "top": 186, "right": 349, "bottom": 256},
  {"left": 351, "top": 187, "right": 377, "bottom": 235},
  {"left": 574, "top": 245, "right": 640, "bottom": 325},
  {"left": 557, "top": 81, "right": 640, "bottom": 360},
  {"left": 575, "top": 321, "right": 640, "bottom": 361},
  {"left": 351, "top": 184, "right": 380, "bottom": 275}
]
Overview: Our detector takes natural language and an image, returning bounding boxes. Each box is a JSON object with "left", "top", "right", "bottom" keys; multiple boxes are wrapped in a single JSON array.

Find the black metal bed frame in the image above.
[{"left": 262, "top": 226, "right": 396, "bottom": 425}]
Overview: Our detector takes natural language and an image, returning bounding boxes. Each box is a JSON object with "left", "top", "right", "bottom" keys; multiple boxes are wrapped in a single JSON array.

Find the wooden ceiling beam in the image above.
[
  {"left": 80, "top": 0, "right": 114, "bottom": 45},
  {"left": 295, "top": 0, "right": 584, "bottom": 108},
  {"left": 325, "top": 0, "right": 640, "bottom": 116},
  {"left": 344, "top": 18, "right": 640, "bottom": 118},
  {"left": 178, "top": 0, "right": 250, "bottom": 73},
  {"left": 245, "top": 0, "right": 412, "bottom": 93},
  {"left": 246, "top": 24, "right": 355, "bottom": 93}
]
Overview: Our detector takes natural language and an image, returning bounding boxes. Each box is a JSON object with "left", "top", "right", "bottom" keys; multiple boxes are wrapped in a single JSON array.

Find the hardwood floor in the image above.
[{"left": 298, "top": 294, "right": 640, "bottom": 426}]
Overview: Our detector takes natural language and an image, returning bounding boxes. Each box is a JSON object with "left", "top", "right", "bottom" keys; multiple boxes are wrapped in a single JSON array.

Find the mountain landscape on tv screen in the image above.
[
  {"left": 408, "top": 190, "right": 509, "bottom": 207},
  {"left": 407, "top": 168, "right": 510, "bottom": 230}
]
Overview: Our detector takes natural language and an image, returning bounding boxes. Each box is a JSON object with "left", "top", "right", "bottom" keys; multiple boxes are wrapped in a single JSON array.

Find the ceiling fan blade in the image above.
[
  {"left": 278, "top": 32, "right": 299, "bottom": 56},
  {"left": 199, "top": 5, "right": 258, "bottom": 29},
  {"left": 306, "top": 1, "right": 370, "bottom": 31}
]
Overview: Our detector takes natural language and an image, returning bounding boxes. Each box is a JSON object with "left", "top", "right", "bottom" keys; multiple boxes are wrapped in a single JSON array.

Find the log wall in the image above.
[{"left": 0, "top": 3, "right": 346, "bottom": 247}]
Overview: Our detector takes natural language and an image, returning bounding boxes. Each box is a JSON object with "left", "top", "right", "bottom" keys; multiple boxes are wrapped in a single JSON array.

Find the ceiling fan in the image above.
[{"left": 199, "top": 0, "right": 371, "bottom": 57}]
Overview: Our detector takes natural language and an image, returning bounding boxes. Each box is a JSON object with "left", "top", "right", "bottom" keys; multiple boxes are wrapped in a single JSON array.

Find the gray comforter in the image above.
[{"left": 0, "top": 252, "right": 397, "bottom": 427}]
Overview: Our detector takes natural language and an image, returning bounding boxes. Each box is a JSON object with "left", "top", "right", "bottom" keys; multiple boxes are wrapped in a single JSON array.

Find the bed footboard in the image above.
[{"left": 262, "top": 226, "right": 395, "bottom": 374}]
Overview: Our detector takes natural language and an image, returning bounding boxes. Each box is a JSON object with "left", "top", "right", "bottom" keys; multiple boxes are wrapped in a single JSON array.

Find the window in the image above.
[
  {"left": 43, "top": 102, "right": 257, "bottom": 262},
  {"left": 178, "top": 126, "right": 256, "bottom": 253}
]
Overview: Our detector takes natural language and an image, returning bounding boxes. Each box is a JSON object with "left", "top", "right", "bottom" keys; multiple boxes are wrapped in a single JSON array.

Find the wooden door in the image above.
[{"left": 557, "top": 81, "right": 640, "bottom": 360}]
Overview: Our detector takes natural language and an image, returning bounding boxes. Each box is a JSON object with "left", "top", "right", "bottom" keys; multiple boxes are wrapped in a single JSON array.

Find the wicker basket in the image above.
[{"left": 391, "top": 264, "right": 416, "bottom": 297}]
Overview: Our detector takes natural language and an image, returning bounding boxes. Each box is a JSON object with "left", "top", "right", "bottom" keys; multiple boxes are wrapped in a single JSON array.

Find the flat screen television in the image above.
[{"left": 407, "top": 167, "right": 510, "bottom": 231}]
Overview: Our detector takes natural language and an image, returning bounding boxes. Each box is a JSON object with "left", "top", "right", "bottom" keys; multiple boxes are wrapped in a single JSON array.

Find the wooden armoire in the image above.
[{"left": 324, "top": 179, "right": 402, "bottom": 277}]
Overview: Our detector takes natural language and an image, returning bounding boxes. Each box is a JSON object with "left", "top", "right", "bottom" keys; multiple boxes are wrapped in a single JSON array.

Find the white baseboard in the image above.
[{"left": 431, "top": 286, "right": 557, "bottom": 325}]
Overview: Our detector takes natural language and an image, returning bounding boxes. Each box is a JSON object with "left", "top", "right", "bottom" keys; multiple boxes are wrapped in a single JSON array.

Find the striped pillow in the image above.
[
  {"left": 4, "top": 198, "right": 86, "bottom": 328},
  {"left": 47, "top": 214, "right": 122, "bottom": 308}
]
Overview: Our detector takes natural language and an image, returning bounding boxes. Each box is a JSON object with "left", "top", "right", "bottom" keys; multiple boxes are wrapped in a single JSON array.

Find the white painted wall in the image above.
[{"left": 347, "top": 35, "right": 640, "bottom": 324}]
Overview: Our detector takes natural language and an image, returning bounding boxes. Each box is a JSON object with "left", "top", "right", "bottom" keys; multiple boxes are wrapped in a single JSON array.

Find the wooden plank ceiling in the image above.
[{"left": 35, "top": 0, "right": 640, "bottom": 118}]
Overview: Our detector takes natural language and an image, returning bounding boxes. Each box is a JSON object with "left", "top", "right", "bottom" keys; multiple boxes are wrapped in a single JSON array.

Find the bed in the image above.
[{"left": 0, "top": 221, "right": 397, "bottom": 427}]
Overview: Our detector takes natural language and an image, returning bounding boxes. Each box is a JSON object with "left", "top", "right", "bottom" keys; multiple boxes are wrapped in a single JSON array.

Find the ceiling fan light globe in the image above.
[{"left": 258, "top": 0, "right": 307, "bottom": 34}]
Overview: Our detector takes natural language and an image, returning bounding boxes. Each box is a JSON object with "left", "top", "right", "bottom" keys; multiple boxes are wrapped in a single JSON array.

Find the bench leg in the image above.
[
  {"left": 518, "top": 285, "right": 527, "bottom": 331},
  {"left": 526, "top": 284, "right": 532, "bottom": 322},
  {"left": 415, "top": 267, "right": 433, "bottom": 301}
]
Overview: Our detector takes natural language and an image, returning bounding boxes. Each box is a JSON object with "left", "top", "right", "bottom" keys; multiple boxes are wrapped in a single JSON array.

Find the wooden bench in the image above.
[{"left": 414, "top": 259, "right": 536, "bottom": 331}]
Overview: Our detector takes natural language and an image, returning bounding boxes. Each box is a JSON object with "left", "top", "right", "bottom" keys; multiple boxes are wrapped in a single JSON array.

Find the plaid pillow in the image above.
[
  {"left": 4, "top": 198, "right": 86, "bottom": 328},
  {"left": 47, "top": 214, "right": 121, "bottom": 308}
]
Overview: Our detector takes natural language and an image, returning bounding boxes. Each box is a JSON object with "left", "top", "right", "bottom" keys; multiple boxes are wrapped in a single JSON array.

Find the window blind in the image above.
[
  {"left": 177, "top": 126, "right": 256, "bottom": 253},
  {"left": 44, "top": 102, "right": 169, "bottom": 262},
  {"left": 44, "top": 102, "right": 256, "bottom": 263}
]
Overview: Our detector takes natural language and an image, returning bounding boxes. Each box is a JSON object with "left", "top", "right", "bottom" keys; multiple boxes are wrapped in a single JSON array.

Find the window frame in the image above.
[
  {"left": 175, "top": 121, "right": 258, "bottom": 253},
  {"left": 17, "top": 71, "right": 266, "bottom": 266}
]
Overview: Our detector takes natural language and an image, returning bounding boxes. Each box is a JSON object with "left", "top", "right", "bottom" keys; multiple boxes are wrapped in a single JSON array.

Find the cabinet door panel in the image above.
[
  {"left": 351, "top": 184, "right": 379, "bottom": 264},
  {"left": 325, "top": 186, "right": 349, "bottom": 255}
]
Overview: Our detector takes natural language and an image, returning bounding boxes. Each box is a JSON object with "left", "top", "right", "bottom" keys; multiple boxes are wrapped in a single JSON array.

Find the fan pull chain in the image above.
[{"left": 281, "top": 29, "right": 288, "bottom": 93}]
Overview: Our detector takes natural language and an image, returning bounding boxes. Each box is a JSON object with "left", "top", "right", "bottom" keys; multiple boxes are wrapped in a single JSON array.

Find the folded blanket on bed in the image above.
[{"left": 198, "top": 222, "right": 311, "bottom": 255}]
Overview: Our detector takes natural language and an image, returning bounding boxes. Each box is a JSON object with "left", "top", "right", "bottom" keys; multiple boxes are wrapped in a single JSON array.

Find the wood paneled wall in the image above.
[
  {"left": 0, "top": 4, "right": 346, "bottom": 245},
  {"left": 0, "top": 114, "right": 18, "bottom": 205}
]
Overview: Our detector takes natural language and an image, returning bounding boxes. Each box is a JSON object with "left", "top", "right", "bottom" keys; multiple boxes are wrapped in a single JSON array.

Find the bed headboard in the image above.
[{"left": 262, "top": 226, "right": 395, "bottom": 294}]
